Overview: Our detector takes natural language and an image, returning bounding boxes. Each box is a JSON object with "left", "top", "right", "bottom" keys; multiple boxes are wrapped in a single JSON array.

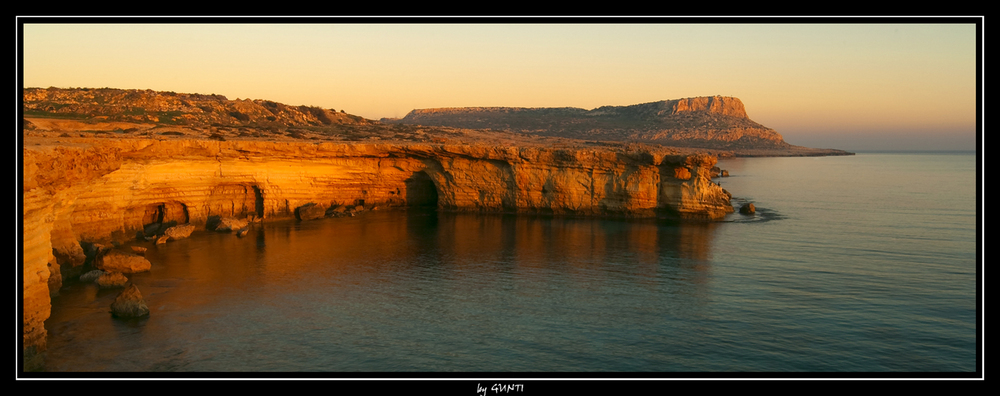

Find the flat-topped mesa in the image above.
[
  {"left": 405, "top": 96, "right": 747, "bottom": 119},
  {"left": 392, "top": 96, "right": 788, "bottom": 150}
]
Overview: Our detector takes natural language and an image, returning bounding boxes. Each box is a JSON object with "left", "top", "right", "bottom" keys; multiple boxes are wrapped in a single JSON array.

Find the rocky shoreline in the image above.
[
  {"left": 21, "top": 88, "right": 851, "bottom": 371},
  {"left": 22, "top": 134, "right": 741, "bottom": 370}
]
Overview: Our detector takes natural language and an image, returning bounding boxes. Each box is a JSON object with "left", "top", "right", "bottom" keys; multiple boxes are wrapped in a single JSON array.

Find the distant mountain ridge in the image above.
[{"left": 386, "top": 96, "right": 791, "bottom": 150}]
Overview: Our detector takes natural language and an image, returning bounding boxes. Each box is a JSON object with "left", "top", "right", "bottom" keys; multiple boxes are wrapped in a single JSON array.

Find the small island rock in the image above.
[
  {"left": 164, "top": 224, "right": 196, "bottom": 240},
  {"left": 96, "top": 250, "right": 151, "bottom": 273},
  {"left": 740, "top": 203, "right": 756, "bottom": 215},
  {"left": 110, "top": 284, "right": 149, "bottom": 318}
]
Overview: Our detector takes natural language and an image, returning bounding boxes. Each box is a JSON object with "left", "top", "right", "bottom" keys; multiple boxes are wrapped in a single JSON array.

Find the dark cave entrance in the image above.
[
  {"left": 130, "top": 201, "right": 189, "bottom": 237},
  {"left": 404, "top": 171, "right": 439, "bottom": 208}
]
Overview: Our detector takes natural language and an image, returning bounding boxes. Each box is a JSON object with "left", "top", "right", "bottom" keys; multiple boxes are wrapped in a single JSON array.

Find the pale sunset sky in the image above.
[{"left": 19, "top": 18, "right": 981, "bottom": 152}]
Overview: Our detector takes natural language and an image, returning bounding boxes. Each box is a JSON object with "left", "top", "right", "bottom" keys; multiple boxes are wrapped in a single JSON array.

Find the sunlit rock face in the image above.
[
  {"left": 21, "top": 137, "right": 733, "bottom": 361},
  {"left": 393, "top": 96, "right": 790, "bottom": 150}
]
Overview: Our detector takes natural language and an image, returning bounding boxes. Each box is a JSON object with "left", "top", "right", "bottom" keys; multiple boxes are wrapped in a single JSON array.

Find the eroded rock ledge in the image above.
[{"left": 21, "top": 137, "right": 732, "bottom": 365}]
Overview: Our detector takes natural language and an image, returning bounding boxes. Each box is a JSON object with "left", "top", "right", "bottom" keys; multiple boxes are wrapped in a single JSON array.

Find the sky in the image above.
[{"left": 19, "top": 19, "right": 981, "bottom": 152}]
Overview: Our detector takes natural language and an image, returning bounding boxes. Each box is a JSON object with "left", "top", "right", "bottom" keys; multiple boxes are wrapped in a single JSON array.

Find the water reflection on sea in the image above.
[
  {"left": 41, "top": 153, "right": 978, "bottom": 373},
  {"left": 43, "top": 211, "right": 726, "bottom": 372}
]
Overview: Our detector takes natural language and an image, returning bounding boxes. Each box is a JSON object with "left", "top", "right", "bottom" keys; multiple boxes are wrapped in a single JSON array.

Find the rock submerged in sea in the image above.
[
  {"left": 110, "top": 284, "right": 149, "bottom": 318},
  {"left": 79, "top": 269, "right": 104, "bottom": 283},
  {"left": 740, "top": 203, "right": 756, "bottom": 215}
]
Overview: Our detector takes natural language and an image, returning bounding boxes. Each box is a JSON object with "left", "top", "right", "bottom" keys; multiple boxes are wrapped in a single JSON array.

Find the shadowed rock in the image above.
[
  {"left": 79, "top": 269, "right": 104, "bottom": 282},
  {"left": 740, "top": 203, "right": 756, "bottom": 215},
  {"left": 110, "top": 284, "right": 149, "bottom": 318}
]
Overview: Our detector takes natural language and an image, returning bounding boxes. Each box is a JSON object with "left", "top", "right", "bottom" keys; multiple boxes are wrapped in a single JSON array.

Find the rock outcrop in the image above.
[
  {"left": 388, "top": 96, "right": 792, "bottom": 150},
  {"left": 22, "top": 137, "right": 735, "bottom": 360},
  {"left": 20, "top": 87, "right": 767, "bottom": 369},
  {"left": 23, "top": 87, "right": 373, "bottom": 128}
]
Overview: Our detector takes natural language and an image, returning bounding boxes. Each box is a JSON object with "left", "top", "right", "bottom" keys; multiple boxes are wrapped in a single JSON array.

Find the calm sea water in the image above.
[{"left": 40, "top": 152, "right": 979, "bottom": 374}]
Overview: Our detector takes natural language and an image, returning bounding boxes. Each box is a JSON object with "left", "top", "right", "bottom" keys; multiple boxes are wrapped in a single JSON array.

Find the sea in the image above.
[{"left": 37, "top": 152, "right": 980, "bottom": 376}]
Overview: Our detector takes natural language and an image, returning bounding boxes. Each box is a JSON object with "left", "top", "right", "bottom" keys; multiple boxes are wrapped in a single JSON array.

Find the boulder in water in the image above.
[
  {"left": 110, "top": 284, "right": 149, "bottom": 318},
  {"left": 79, "top": 269, "right": 104, "bottom": 283},
  {"left": 215, "top": 217, "right": 249, "bottom": 232},
  {"left": 740, "top": 203, "right": 756, "bottom": 215},
  {"left": 96, "top": 250, "right": 151, "bottom": 273},
  {"left": 95, "top": 272, "right": 129, "bottom": 288},
  {"left": 164, "top": 224, "right": 195, "bottom": 240}
]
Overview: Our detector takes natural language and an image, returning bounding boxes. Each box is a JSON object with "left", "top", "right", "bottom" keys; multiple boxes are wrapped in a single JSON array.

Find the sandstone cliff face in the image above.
[{"left": 22, "top": 137, "right": 733, "bottom": 361}]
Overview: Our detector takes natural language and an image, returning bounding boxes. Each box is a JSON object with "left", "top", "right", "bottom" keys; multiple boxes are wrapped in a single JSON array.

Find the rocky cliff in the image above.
[
  {"left": 387, "top": 96, "right": 793, "bottom": 150},
  {"left": 21, "top": 135, "right": 733, "bottom": 367},
  {"left": 23, "top": 87, "right": 372, "bottom": 127}
]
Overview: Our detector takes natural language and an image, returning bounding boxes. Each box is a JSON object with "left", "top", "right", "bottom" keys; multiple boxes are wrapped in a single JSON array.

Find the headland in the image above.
[{"left": 20, "top": 87, "right": 847, "bottom": 370}]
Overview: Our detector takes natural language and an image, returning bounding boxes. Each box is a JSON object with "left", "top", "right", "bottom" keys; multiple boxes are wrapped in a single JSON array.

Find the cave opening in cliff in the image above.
[
  {"left": 127, "top": 201, "right": 189, "bottom": 234},
  {"left": 252, "top": 185, "right": 264, "bottom": 218},
  {"left": 404, "top": 171, "right": 439, "bottom": 209}
]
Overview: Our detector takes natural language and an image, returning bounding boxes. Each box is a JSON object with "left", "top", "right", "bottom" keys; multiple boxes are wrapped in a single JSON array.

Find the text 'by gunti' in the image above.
[{"left": 477, "top": 383, "right": 525, "bottom": 395}]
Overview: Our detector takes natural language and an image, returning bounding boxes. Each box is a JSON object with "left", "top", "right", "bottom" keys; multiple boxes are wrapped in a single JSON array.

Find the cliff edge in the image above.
[
  {"left": 388, "top": 96, "right": 851, "bottom": 156},
  {"left": 22, "top": 136, "right": 733, "bottom": 369}
]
